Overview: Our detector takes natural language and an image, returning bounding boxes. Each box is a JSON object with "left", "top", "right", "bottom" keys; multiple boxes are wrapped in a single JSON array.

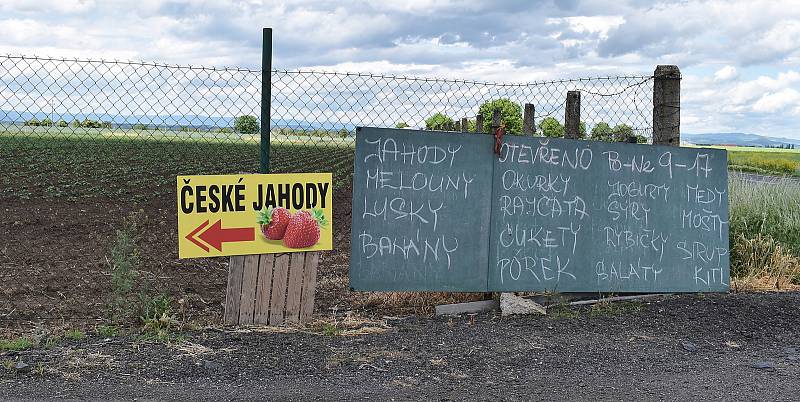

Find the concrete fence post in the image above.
[
  {"left": 565, "top": 91, "right": 581, "bottom": 140},
  {"left": 461, "top": 117, "right": 468, "bottom": 133},
  {"left": 476, "top": 114, "right": 484, "bottom": 133},
  {"left": 653, "top": 65, "right": 681, "bottom": 146},
  {"left": 492, "top": 109, "right": 501, "bottom": 131},
  {"left": 523, "top": 103, "right": 535, "bottom": 135}
]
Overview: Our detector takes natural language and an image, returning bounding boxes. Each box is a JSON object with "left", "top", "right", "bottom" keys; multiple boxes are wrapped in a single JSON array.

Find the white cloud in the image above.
[
  {"left": 752, "top": 88, "right": 800, "bottom": 113},
  {"left": 2, "top": 0, "right": 800, "bottom": 138},
  {"left": 1, "top": 0, "right": 95, "bottom": 13},
  {"left": 714, "top": 65, "right": 737, "bottom": 81},
  {"left": 547, "top": 15, "right": 626, "bottom": 39}
]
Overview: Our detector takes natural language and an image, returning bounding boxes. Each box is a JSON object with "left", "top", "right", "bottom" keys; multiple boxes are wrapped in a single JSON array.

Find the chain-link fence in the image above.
[
  {"left": 0, "top": 54, "right": 659, "bottom": 326},
  {"left": 1, "top": 54, "right": 653, "bottom": 148}
]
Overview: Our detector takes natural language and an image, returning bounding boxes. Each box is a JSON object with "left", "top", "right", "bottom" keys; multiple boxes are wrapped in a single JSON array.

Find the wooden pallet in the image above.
[{"left": 224, "top": 252, "right": 319, "bottom": 326}]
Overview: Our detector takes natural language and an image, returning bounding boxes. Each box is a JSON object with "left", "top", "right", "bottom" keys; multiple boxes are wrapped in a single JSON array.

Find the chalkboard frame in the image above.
[
  {"left": 349, "top": 127, "right": 730, "bottom": 293},
  {"left": 349, "top": 127, "right": 496, "bottom": 291}
]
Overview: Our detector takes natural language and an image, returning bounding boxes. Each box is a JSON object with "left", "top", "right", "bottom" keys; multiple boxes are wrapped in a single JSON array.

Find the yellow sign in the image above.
[{"left": 177, "top": 173, "right": 333, "bottom": 258}]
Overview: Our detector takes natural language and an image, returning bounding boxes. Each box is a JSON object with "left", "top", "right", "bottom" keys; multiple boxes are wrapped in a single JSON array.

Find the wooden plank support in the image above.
[
  {"left": 300, "top": 252, "right": 319, "bottom": 322},
  {"left": 284, "top": 253, "right": 306, "bottom": 323},
  {"left": 238, "top": 255, "right": 261, "bottom": 324},
  {"left": 223, "top": 256, "right": 245, "bottom": 325},
  {"left": 225, "top": 251, "right": 320, "bottom": 326},
  {"left": 269, "top": 254, "right": 291, "bottom": 325},
  {"left": 254, "top": 254, "right": 275, "bottom": 325}
]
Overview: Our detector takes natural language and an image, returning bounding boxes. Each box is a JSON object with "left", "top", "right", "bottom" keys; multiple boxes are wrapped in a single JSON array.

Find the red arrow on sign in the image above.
[{"left": 185, "top": 219, "right": 255, "bottom": 252}]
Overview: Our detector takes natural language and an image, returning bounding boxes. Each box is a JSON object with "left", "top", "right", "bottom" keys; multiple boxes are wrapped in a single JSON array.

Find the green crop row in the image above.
[
  {"left": 728, "top": 150, "right": 800, "bottom": 176},
  {"left": 0, "top": 134, "right": 355, "bottom": 202}
]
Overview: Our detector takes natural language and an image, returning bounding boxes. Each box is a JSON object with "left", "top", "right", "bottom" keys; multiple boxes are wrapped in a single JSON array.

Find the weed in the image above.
[
  {"left": 2, "top": 360, "right": 14, "bottom": 371},
  {"left": 64, "top": 329, "right": 85, "bottom": 341},
  {"left": 44, "top": 336, "right": 61, "bottom": 349},
  {"left": 546, "top": 302, "right": 579, "bottom": 319},
  {"left": 140, "top": 294, "right": 178, "bottom": 340},
  {"left": 0, "top": 337, "right": 32, "bottom": 351},
  {"left": 107, "top": 210, "right": 145, "bottom": 323},
  {"left": 321, "top": 323, "right": 342, "bottom": 336},
  {"left": 96, "top": 324, "right": 120, "bottom": 337}
]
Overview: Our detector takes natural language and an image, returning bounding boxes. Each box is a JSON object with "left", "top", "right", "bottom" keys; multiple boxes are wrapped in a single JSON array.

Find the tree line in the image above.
[
  {"left": 411, "top": 98, "right": 647, "bottom": 143},
  {"left": 24, "top": 118, "right": 111, "bottom": 128}
]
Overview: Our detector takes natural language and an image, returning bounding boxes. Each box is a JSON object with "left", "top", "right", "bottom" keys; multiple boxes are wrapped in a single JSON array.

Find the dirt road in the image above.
[{"left": 2, "top": 292, "right": 798, "bottom": 401}]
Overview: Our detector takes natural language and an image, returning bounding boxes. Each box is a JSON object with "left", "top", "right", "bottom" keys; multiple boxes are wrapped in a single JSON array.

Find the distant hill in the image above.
[
  {"left": 683, "top": 132, "right": 800, "bottom": 148},
  {"left": 0, "top": 110, "right": 355, "bottom": 131}
]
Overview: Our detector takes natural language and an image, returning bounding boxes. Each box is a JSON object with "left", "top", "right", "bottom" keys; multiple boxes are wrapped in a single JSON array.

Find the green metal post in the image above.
[{"left": 260, "top": 28, "right": 272, "bottom": 173}]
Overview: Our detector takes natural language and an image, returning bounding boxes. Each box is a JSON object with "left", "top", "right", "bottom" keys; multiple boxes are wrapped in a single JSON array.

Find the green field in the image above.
[
  {"left": 694, "top": 145, "right": 800, "bottom": 176},
  {"left": 0, "top": 134, "right": 355, "bottom": 202}
]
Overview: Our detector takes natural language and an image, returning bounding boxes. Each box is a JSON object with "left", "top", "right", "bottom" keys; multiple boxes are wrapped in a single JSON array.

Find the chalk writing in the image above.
[{"left": 351, "top": 127, "right": 729, "bottom": 293}]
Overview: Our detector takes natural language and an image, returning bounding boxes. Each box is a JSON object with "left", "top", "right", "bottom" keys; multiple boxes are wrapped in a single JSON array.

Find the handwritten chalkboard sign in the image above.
[
  {"left": 350, "top": 127, "right": 729, "bottom": 293},
  {"left": 349, "top": 127, "right": 494, "bottom": 291},
  {"left": 489, "top": 137, "right": 729, "bottom": 292}
]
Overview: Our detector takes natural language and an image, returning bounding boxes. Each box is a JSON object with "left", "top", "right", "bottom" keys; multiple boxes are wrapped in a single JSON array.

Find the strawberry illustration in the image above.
[
  {"left": 257, "top": 206, "right": 293, "bottom": 240},
  {"left": 283, "top": 209, "right": 327, "bottom": 248}
]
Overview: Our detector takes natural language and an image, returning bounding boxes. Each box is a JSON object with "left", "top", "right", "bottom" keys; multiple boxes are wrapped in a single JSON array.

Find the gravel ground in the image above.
[{"left": 1, "top": 292, "right": 799, "bottom": 401}]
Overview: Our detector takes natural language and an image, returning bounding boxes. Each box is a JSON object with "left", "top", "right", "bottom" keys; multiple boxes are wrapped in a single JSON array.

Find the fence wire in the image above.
[
  {"left": 0, "top": 55, "right": 657, "bottom": 324},
  {"left": 1, "top": 54, "right": 653, "bottom": 148}
]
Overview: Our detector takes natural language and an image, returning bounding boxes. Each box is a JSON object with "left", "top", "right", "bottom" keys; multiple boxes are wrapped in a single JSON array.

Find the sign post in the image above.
[
  {"left": 177, "top": 172, "right": 332, "bottom": 325},
  {"left": 261, "top": 27, "right": 272, "bottom": 174}
]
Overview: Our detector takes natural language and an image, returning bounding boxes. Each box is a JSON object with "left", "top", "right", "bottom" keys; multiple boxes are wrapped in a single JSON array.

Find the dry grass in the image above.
[
  {"left": 238, "top": 313, "right": 392, "bottom": 337},
  {"left": 730, "top": 233, "right": 800, "bottom": 292},
  {"left": 352, "top": 292, "right": 487, "bottom": 314},
  {"left": 729, "top": 176, "right": 800, "bottom": 256}
]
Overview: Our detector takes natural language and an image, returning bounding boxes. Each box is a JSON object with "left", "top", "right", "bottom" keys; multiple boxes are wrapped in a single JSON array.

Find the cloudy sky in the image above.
[{"left": 3, "top": 0, "right": 800, "bottom": 138}]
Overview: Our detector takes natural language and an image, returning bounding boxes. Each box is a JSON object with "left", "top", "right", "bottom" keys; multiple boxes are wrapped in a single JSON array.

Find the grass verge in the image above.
[{"left": 729, "top": 176, "right": 800, "bottom": 289}]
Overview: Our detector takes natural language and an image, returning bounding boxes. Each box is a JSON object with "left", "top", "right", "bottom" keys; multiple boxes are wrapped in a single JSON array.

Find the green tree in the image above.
[
  {"left": 234, "top": 115, "right": 259, "bottom": 134},
  {"left": 72, "top": 120, "right": 81, "bottom": 128},
  {"left": 395, "top": 122, "right": 409, "bottom": 129},
  {"left": 635, "top": 135, "right": 648, "bottom": 144},
  {"left": 57, "top": 119, "right": 68, "bottom": 127},
  {"left": 133, "top": 123, "right": 148, "bottom": 130},
  {"left": 81, "top": 119, "right": 101, "bottom": 128},
  {"left": 478, "top": 98, "right": 523, "bottom": 134},
  {"left": 612, "top": 124, "right": 633, "bottom": 142},
  {"left": 425, "top": 112, "right": 455, "bottom": 131},
  {"left": 590, "top": 122, "right": 613, "bottom": 141},
  {"left": 41, "top": 118, "right": 53, "bottom": 127},
  {"left": 538, "top": 117, "right": 564, "bottom": 138},
  {"left": 25, "top": 118, "right": 40, "bottom": 127},
  {"left": 465, "top": 119, "right": 477, "bottom": 132},
  {"left": 338, "top": 128, "right": 350, "bottom": 138},
  {"left": 578, "top": 121, "right": 587, "bottom": 139}
]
